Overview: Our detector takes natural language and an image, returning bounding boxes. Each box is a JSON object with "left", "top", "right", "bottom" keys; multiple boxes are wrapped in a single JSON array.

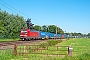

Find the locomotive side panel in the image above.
[{"left": 29, "top": 32, "right": 39, "bottom": 40}]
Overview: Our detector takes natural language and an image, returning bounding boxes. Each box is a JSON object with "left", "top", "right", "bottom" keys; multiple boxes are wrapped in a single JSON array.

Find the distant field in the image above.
[{"left": 0, "top": 38, "right": 90, "bottom": 60}]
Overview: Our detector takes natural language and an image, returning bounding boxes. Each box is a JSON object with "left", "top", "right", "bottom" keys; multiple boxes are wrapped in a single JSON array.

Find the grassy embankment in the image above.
[
  {"left": 0, "top": 38, "right": 90, "bottom": 60},
  {"left": 0, "top": 38, "right": 20, "bottom": 42}
]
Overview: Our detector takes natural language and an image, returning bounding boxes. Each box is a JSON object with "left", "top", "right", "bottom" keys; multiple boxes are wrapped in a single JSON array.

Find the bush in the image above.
[
  {"left": 47, "top": 40, "right": 62, "bottom": 46},
  {"left": 39, "top": 40, "right": 62, "bottom": 48},
  {"left": 39, "top": 42, "right": 47, "bottom": 48}
]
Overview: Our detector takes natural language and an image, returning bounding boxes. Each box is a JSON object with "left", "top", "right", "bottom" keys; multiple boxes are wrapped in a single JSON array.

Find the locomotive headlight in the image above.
[{"left": 20, "top": 35, "right": 27, "bottom": 37}]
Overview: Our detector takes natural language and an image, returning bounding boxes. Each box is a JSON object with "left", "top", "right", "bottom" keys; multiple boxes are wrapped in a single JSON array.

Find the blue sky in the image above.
[{"left": 0, "top": 0, "right": 90, "bottom": 34}]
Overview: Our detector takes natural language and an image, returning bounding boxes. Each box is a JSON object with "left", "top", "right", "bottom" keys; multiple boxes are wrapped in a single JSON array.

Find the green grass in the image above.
[
  {"left": 57, "top": 38, "right": 90, "bottom": 55},
  {"left": 0, "top": 49, "right": 15, "bottom": 60},
  {"left": 0, "top": 38, "right": 20, "bottom": 42},
  {"left": 0, "top": 38, "right": 90, "bottom": 60}
]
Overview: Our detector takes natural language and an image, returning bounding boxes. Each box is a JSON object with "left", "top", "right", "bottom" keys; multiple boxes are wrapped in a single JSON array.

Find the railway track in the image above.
[
  {"left": 0, "top": 39, "right": 49, "bottom": 49},
  {"left": 0, "top": 39, "right": 64, "bottom": 50}
]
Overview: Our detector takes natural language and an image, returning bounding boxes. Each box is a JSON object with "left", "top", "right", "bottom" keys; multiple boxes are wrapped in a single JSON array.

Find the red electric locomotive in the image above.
[{"left": 20, "top": 28, "right": 39, "bottom": 41}]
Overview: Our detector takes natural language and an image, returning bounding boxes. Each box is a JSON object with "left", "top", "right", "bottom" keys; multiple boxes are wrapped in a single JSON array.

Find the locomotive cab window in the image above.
[{"left": 21, "top": 31, "right": 27, "bottom": 34}]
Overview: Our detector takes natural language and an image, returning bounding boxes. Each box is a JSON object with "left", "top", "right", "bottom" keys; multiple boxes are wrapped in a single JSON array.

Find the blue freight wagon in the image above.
[
  {"left": 54, "top": 34, "right": 62, "bottom": 39},
  {"left": 48, "top": 33, "right": 54, "bottom": 39},
  {"left": 64, "top": 34, "right": 69, "bottom": 38},
  {"left": 55, "top": 34, "right": 60, "bottom": 39},
  {"left": 39, "top": 31, "right": 49, "bottom": 39},
  {"left": 59, "top": 34, "right": 62, "bottom": 38}
]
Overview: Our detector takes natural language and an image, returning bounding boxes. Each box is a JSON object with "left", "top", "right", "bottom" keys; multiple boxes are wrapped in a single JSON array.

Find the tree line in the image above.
[
  {"left": 34, "top": 25, "right": 64, "bottom": 34},
  {"left": 65, "top": 32, "right": 90, "bottom": 38},
  {"left": 0, "top": 9, "right": 27, "bottom": 39}
]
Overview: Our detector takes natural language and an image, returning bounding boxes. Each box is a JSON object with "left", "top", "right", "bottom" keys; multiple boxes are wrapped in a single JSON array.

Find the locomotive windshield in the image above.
[{"left": 21, "top": 31, "right": 27, "bottom": 34}]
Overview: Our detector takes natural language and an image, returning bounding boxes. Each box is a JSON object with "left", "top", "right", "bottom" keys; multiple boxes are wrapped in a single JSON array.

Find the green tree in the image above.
[
  {"left": 42, "top": 25, "right": 48, "bottom": 32},
  {"left": 34, "top": 25, "right": 42, "bottom": 31},
  {"left": 57, "top": 27, "right": 64, "bottom": 34},
  {"left": 48, "top": 25, "right": 64, "bottom": 34},
  {"left": 87, "top": 33, "right": 90, "bottom": 36},
  {"left": 48, "top": 25, "right": 56, "bottom": 33},
  {"left": 0, "top": 9, "right": 27, "bottom": 39}
]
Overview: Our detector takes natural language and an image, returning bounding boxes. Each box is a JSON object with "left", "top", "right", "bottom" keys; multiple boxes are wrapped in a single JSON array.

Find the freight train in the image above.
[
  {"left": 20, "top": 28, "right": 69, "bottom": 41},
  {"left": 20, "top": 19, "right": 69, "bottom": 41}
]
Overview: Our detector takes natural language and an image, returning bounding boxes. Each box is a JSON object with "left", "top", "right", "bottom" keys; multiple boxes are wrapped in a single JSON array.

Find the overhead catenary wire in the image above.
[
  {"left": 0, "top": 1, "right": 17, "bottom": 14},
  {"left": 0, "top": 0, "right": 29, "bottom": 18},
  {"left": 0, "top": 0, "right": 42, "bottom": 25}
]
